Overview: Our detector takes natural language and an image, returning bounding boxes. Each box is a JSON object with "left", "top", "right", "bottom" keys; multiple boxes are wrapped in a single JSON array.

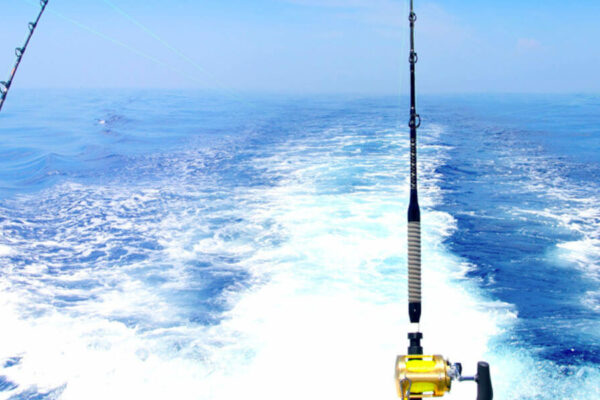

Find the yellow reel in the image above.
[{"left": 395, "top": 355, "right": 452, "bottom": 399}]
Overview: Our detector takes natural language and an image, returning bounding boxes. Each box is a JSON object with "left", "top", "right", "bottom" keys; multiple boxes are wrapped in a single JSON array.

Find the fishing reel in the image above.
[{"left": 395, "top": 334, "right": 493, "bottom": 400}]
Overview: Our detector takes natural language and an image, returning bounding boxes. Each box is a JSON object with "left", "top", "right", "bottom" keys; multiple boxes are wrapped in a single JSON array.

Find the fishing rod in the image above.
[
  {"left": 0, "top": 0, "right": 49, "bottom": 112},
  {"left": 394, "top": 1, "right": 493, "bottom": 399}
]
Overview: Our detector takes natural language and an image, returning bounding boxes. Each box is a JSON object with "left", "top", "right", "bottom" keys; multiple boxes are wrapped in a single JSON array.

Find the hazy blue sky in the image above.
[{"left": 1, "top": 0, "right": 599, "bottom": 94}]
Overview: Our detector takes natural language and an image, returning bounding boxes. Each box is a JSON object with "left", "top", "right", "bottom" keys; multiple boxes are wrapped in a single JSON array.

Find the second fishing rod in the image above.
[
  {"left": 0, "top": 0, "right": 49, "bottom": 113},
  {"left": 394, "top": 1, "right": 493, "bottom": 399}
]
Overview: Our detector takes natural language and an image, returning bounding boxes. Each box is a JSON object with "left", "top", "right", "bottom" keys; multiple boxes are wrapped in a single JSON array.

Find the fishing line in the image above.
[
  {"left": 19, "top": 0, "right": 212, "bottom": 87},
  {"left": 99, "top": 0, "right": 238, "bottom": 97},
  {"left": 399, "top": 0, "right": 410, "bottom": 96}
]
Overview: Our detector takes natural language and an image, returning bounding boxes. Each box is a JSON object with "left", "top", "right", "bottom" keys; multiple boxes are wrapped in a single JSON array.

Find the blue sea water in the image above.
[{"left": 0, "top": 90, "right": 598, "bottom": 399}]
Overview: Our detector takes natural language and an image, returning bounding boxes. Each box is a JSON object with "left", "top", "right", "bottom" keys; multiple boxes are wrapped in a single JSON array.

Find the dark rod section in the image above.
[
  {"left": 0, "top": 0, "right": 49, "bottom": 112},
  {"left": 406, "top": 0, "right": 422, "bottom": 324},
  {"left": 407, "top": 332, "right": 423, "bottom": 355}
]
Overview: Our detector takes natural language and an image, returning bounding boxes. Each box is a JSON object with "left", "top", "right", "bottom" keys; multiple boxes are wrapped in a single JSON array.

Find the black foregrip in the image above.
[
  {"left": 408, "top": 302, "right": 421, "bottom": 323},
  {"left": 476, "top": 362, "right": 493, "bottom": 400}
]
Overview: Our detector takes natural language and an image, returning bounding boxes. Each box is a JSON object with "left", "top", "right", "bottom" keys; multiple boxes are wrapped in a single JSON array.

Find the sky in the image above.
[{"left": 1, "top": 0, "right": 599, "bottom": 94}]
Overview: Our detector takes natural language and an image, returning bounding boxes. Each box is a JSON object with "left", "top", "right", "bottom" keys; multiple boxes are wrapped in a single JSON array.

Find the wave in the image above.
[
  {"left": 0, "top": 117, "right": 598, "bottom": 399},
  {"left": 508, "top": 153, "right": 600, "bottom": 299}
]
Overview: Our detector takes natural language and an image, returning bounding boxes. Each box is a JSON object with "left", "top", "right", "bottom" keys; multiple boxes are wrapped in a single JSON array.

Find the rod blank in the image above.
[
  {"left": 407, "top": 0, "right": 422, "bottom": 325},
  {"left": 0, "top": 0, "right": 49, "bottom": 112}
]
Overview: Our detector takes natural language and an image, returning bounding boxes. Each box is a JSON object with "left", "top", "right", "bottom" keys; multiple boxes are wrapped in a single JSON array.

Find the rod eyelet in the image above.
[
  {"left": 408, "top": 114, "right": 421, "bottom": 129},
  {"left": 409, "top": 52, "right": 419, "bottom": 64}
]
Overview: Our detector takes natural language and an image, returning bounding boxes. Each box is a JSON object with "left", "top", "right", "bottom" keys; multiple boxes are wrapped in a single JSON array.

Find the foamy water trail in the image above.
[
  {"left": 505, "top": 151, "right": 600, "bottom": 311},
  {"left": 0, "top": 117, "right": 597, "bottom": 400}
]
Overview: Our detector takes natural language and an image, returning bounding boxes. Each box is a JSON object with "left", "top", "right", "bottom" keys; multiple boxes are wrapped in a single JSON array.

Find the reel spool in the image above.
[
  {"left": 395, "top": 355, "right": 451, "bottom": 398},
  {"left": 395, "top": 352, "right": 493, "bottom": 400}
]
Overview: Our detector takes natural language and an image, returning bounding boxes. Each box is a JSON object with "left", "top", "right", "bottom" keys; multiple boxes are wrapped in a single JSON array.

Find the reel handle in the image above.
[{"left": 476, "top": 362, "right": 493, "bottom": 400}]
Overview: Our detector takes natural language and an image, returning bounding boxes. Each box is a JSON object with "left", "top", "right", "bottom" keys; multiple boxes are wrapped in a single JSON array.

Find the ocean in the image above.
[{"left": 0, "top": 90, "right": 598, "bottom": 399}]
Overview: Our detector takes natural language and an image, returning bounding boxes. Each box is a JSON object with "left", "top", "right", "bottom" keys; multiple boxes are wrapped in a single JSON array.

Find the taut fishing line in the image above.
[
  {"left": 17, "top": 0, "right": 219, "bottom": 88},
  {"left": 99, "top": 0, "right": 238, "bottom": 98}
]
